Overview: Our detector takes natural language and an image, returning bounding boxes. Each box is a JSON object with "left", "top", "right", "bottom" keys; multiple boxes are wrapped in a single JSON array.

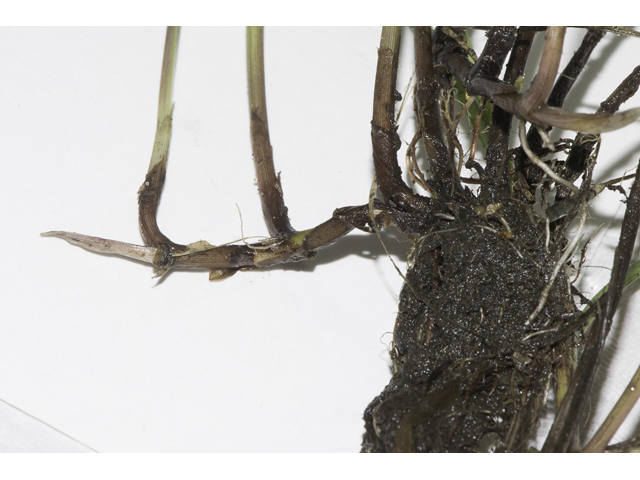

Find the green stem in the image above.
[
  {"left": 586, "top": 259, "right": 640, "bottom": 311},
  {"left": 158, "top": 26, "right": 179, "bottom": 124},
  {"left": 247, "top": 26, "right": 295, "bottom": 237},
  {"left": 139, "top": 26, "right": 184, "bottom": 249},
  {"left": 149, "top": 27, "right": 180, "bottom": 172},
  {"left": 147, "top": 26, "right": 180, "bottom": 173},
  {"left": 584, "top": 362, "right": 640, "bottom": 452}
]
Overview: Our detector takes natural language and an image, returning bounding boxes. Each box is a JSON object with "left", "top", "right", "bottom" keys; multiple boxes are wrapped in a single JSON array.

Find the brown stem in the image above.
[
  {"left": 414, "top": 26, "right": 462, "bottom": 198},
  {"left": 518, "top": 27, "right": 566, "bottom": 113},
  {"left": 604, "top": 435, "right": 640, "bottom": 453},
  {"left": 372, "top": 27, "right": 401, "bottom": 132},
  {"left": 139, "top": 159, "right": 184, "bottom": 250},
  {"left": 558, "top": 65, "right": 640, "bottom": 198},
  {"left": 599, "top": 65, "right": 640, "bottom": 114},
  {"left": 432, "top": 27, "right": 474, "bottom": 88},
  {"left": 138, "top": 26, "right": 186, "bottom": 251},
  {"left": 543, "top": 158, "right": 640, "bottom": 452},
  {"left": 469, "top": 27, "right": 517, "bottom": 80},
  {"left": 371, "top": 26, "right": 429, "bottom": 212},
  {"left": 467, "top": 98, "right": 486, "bottom": 167},
  {"left": 247, "top": 26, "right": 295, "bottom": 237},
  {"left": 525, "top": 28, "right": 605, "bottom": 187},
  {"left": 480, "top": 28, "right": 535, "bottom": 202},
  {"left": 548, "top": 29, "right": 605, "bottom": 108},
  {"left": 44, "top": 209, "right": 358, "bottom": 275}
]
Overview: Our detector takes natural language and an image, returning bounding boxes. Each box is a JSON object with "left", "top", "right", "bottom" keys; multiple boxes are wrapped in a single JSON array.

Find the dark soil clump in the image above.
[{"left": 362, "top": 199, "right": 576, "bottom": 452}]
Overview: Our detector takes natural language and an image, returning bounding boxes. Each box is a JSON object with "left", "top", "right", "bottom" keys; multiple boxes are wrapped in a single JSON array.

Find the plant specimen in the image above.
[{"left": 43, "top": 26, "right": 640, "bottom": 452}]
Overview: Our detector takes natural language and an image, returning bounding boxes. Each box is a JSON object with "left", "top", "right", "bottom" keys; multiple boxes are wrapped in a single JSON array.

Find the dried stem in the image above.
[
  {"left": 40, "top": 232, "right": 157, "bottom": 264},
  {"left": 405, "top": 130, "right": 430, "bottom": 191}
]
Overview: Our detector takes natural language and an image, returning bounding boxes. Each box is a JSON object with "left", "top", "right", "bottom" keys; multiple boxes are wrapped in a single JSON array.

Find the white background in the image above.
[{"left": 1, "top": 27, "right": 640, "bottom": 452}]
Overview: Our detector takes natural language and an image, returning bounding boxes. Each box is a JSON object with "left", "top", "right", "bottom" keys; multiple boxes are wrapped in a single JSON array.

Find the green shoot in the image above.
[{"left": 587, "top": 258, "right": 640, "bottom": 310}]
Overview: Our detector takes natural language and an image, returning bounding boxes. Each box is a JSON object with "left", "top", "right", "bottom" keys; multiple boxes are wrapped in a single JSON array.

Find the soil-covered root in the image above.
[{"left": 362, "top": 200, "right": 577, "bottom": 452}]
